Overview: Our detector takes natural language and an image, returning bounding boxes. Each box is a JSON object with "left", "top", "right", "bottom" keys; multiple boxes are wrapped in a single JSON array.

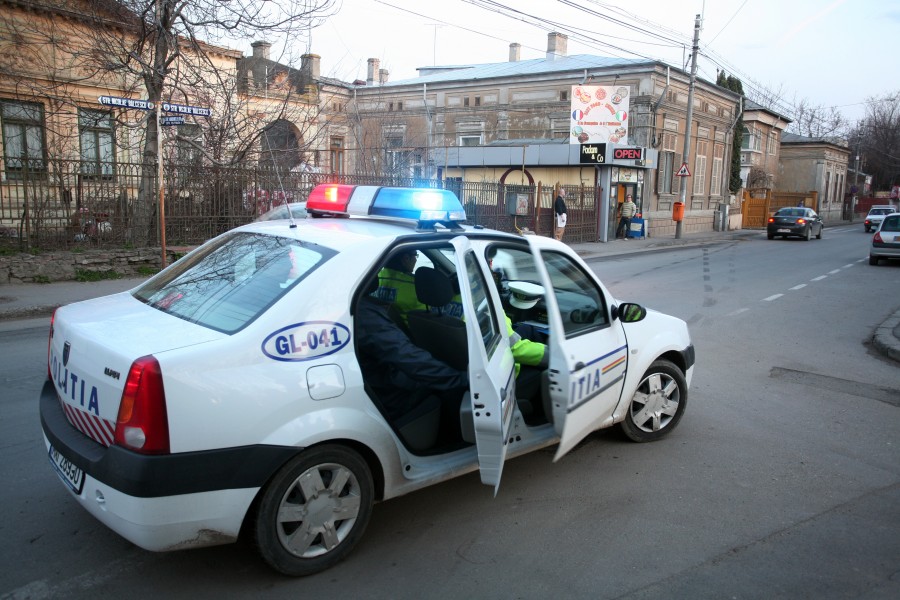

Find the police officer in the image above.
[{"left": 375, "top": 249, "right": 424, "bottom": 325}]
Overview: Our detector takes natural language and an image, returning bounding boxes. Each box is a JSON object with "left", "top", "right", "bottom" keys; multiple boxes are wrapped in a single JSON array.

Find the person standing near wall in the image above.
[
  {"left": 554, "top": 187, "right": 568, "bottom": 241},
  {"left": 616, "top": 194, "right": 637, "bottom": 240}
]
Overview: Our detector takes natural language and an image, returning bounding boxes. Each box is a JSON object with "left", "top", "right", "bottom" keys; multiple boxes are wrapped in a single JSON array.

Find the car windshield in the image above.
[{"left": 134, "top": 231, "right": 335, "bottom": 333}]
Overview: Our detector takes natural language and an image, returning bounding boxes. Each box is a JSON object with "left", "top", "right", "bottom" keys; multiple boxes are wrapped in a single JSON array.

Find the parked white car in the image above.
[{"left": 41, "top": 184, "right": 695, "bottom": 576}]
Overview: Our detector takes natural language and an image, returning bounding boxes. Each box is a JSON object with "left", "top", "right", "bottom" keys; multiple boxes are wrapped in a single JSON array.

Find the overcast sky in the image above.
[{"left": 242, "top": 0, "right": 898, "bottom": 125}]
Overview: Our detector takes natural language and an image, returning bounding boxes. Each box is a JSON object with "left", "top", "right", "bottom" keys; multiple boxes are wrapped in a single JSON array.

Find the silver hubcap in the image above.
[
  {"left": 276, "top": 462, "right": 362, "bottom": 558},
  {"left": 630, "top": 372, "right": 680, "bottom": 433}
]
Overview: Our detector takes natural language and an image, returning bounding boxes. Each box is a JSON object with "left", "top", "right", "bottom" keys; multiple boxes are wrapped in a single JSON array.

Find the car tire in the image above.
[
  {"left": 865, "top": 226, "right": 871, "bottom": 233},
  {"left": 767, "top": 232, "right": 774, "bottom": 240},
  {"left": 620, "top": 359, "right": 688, "bottom": 443},
  {"left": 251, "top": 444, "right": 374, "bottom": 577},
  {"left": 803, "top": 227, "right": 811, "bottom": 241},
  {"left": 816, "top": 226, "right": 823, "bottom": 240},
  {"left": 870, "top": 256, "right": 879, "bottom": 266}
]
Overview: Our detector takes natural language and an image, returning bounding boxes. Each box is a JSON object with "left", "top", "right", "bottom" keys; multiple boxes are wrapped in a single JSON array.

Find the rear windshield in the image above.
[
  {"left": 882, "top": 215, "right": 900, "bottom": 232},
  {"left": 870, "top": 208, "right": 894, "bottom": 216},
  {"left": 134, "top": 231, "right": 334, "bottom": 333},
  {"left": 775, "top": 208, "right": 805, "bottom": 217}
]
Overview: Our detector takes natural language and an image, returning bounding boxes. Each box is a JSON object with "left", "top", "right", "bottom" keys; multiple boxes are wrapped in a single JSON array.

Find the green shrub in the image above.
[
  {"left": 75, "top": 269, "right": 121, "bottom": 282},
  {"left": 136, "top": 265, "right": 159, "bottom": 276},
  {"left": 32, "top": 275, "right": 51, "bottom": 284}
]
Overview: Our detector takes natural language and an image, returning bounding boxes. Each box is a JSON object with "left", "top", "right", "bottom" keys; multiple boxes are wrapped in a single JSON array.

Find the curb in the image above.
[{"left": 872, "top": 309, "right": 900, "bottom": 363}]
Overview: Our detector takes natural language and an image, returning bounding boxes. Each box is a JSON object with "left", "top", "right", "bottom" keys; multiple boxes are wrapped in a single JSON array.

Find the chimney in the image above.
[
  {"left": 301, "top": 53, "right": 320, "bottom": 81},
  {"left": 509, "top": 43, "right": 521, "bottom": 62},
  {"left": 546, "top": 32, "right": 567, "bottom": 60},
  {"left": 251, "top": 40, "right": 271, "bottom": 60},
  {"left": 379, "top": 68, "right": 389, "bottom": 85},
  {"left": 367, "top": 58, "right": 379, "bottom": 86}
]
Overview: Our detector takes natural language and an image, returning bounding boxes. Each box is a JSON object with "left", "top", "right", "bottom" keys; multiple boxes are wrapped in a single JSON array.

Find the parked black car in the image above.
[{"left": 767, "top": 207, "right": 824, "bottom": 240}]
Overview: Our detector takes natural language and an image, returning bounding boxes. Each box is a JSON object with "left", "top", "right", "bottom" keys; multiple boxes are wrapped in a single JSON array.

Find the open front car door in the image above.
[
  {"left": 451, "top": 237, "right": 517, "bottom": 493},
  {"left": 522, "top": 239, "right": 629, "bottom": 461}
]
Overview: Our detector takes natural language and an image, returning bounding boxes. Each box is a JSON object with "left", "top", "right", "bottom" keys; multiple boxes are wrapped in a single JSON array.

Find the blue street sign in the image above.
[
  {"left": 98, "top": 96, "right": 154, "bottom": 110},
  {"left": 161, "top": 102, "right": 211, "bottom": 117},
  {"left": 161, "top": 116, "right": 185, "bottom": 126}
]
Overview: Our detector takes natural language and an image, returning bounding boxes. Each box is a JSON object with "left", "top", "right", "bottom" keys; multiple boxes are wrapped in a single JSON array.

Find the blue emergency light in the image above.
[{"left": 307, "top": 184, "right": 466, "bottom": 229}]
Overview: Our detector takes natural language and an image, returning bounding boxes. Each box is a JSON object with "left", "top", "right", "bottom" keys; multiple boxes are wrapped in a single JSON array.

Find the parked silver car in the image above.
[{"left": 869, "top": 212, "right": 900, "bottom": 265}]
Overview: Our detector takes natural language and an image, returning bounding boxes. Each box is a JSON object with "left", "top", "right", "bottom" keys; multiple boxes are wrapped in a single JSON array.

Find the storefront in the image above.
[{"left": 434, "top": 141, "right": 657, "bottom": 242}]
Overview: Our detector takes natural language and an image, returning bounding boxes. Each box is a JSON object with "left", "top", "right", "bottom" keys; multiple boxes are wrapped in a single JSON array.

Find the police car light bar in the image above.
[
  {"left": 306, "top": 184, "right": 355, "bottom": 213},
  {"left": 307, "top": 184, "right": 466, "bottom": 228}
]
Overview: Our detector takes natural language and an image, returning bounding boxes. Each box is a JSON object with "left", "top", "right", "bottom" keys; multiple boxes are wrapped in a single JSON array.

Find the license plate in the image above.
[
  {"left": 49, "top": 445, "right": 85, "bottom": 495},
  {"left": 777, "top": 228, "right": 790, "bottom": 233}
]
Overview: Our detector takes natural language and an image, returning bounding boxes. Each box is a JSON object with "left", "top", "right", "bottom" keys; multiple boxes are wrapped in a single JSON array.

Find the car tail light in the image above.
[
  {"left": 114, "top": 355, "right": 170, "bottom": 454},
  {"left": 767, "top": 217, "right": 775, "bottom": 223},
  {"left": 874, "top": 232, "right": 883, "bottom": 243},
  {"left": 865, "top": 219, "right": 871, "bottom": 225},
  {"left": 796, "top": 218, "right": 807, "bottom": 224},
  {"left": 47, "top": 309, "right": 56, "bottom": 380}
]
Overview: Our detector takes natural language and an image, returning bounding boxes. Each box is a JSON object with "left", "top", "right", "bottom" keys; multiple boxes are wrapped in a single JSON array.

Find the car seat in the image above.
[{"left": 406, "top": 267, "right": 469, "bottom": 371}]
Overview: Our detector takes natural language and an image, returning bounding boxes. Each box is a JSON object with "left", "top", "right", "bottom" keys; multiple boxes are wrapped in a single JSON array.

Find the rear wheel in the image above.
[
  {"left": 251, "top": 445, "right": 374, "bottom": 576},
  {"left": 767, "top": 232, "right": 774, "bottom": 240},
  {"left": 620, "top": 359, "right": 687, "bottom": 442},
  {"left": 804, "top": 227, "right": 811, "bottom": 241},
  {"left": 816, "top": 226, "right": 823, "bottom": 239},
  {"left": 870, "top": 255, "right": 880, "bottom": 266}
]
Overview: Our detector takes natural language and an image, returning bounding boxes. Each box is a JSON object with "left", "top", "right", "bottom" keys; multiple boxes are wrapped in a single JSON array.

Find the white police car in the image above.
[{"left": 41, "top": 184, "right": 695, "bottom": 576}]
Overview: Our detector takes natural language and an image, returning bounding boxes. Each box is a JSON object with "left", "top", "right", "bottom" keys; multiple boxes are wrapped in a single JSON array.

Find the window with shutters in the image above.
[
  {"left": 710, "top": 144, "right": 724, "bottom": 197},
  {"left": 693, "top": 139, "right": 708, "bottom": 195}
]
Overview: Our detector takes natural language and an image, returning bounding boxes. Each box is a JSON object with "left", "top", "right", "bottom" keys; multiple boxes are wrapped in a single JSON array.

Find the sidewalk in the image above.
[{"left": 1, "top": 225, "right": 898, "bottom": 363}]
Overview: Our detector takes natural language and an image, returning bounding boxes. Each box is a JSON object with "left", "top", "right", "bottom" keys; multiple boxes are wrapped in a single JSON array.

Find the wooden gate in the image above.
[{"left": 742, "top": 189, "right": 819, "bottom": 228}]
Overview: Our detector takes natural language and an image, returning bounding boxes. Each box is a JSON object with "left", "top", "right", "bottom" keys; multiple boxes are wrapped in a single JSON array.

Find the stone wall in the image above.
[{"left": 0, "top": 248, "right": 179, "bottom": 284}]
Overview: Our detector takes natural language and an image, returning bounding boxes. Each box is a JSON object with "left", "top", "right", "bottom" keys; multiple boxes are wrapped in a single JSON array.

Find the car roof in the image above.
[{"left": 236, "top": 215, "right": 524, "bottom": 253}]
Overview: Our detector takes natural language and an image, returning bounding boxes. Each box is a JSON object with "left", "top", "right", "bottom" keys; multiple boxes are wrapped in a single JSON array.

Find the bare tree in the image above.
[
  {"left": 785, "top": 98, "right": 849, "bottom": 140},
  {"left": 852, "top": 91, "right": 900, "bottom": 192}
]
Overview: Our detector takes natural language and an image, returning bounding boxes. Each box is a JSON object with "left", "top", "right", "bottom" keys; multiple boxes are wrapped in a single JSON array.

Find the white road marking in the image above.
[
  {"left": 811, "top": 275, "right": 827, "bottom": 281},
  {"left": 828, "top": 269, "right": 841, "bottom": 274},
  {"left": 727, "top": 308, "right": 750, "bottom": 316},
  {"left": 790, "top": 284, "right": 807, "bottom": 290},
  {"left": 763, "top": 294, "right": 783, "bottom": 301}
]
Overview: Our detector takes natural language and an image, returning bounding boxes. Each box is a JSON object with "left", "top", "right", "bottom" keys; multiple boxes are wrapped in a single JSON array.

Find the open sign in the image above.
[{"left": 613, "top": 147, "right": 643, "bottom": 160}]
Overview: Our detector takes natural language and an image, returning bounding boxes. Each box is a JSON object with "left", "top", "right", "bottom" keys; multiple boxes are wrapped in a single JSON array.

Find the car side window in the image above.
[
  {"left": 539, "top": 251, "right": 609, "bottom": 338},
  {"left": 463, "top": 251, "right": 501, "bottom": 354}
]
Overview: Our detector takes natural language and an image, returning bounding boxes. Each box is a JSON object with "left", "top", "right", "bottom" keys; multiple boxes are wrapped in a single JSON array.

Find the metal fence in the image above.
[{"left": 0, "top": 159, "right": 602, "bottom": 250}]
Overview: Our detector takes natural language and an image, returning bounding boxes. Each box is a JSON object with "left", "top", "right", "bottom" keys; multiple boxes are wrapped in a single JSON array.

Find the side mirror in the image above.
[{"left": 614, "top": 302, "right": 647, "bottom": 323}]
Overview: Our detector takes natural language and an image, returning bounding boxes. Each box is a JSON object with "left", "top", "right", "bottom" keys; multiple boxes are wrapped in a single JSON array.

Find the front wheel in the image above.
[
  {"left": 620, "top": 359, "right": 688, "bottom": 442},
  {"left": 251, "top": 445, "right": 374, "bottom": 576}
]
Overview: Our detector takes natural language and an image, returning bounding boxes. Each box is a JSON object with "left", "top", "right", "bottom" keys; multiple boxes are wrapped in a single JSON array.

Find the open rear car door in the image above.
[{"left": 450, "top": 237, "right": 517, "bottom": 493}]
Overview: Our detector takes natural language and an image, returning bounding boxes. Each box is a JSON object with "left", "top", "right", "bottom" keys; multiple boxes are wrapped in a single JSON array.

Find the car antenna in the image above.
[{"left": 262, "top": 128, "right": 297, "bottom": 229}]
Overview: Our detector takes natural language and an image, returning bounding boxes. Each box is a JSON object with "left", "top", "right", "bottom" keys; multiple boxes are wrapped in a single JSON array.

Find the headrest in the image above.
[
  {"left": 508, "top": 281, "right": 544, "bottom": 310},
  {"left": 415, "top": 267, "right": 453, "bottom": 307}
]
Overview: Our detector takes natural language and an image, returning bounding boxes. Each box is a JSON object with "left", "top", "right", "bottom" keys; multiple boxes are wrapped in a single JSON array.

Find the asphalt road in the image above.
[{"left": 1, "top": 224, "right": 898, "bottom": 599}]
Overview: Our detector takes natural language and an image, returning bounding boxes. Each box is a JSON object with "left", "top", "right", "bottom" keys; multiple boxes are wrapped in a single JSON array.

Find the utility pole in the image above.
[
  {"left": 852, "top": 139, "right": 860, "bottom": 223},
  {"left": 676, "top": 14, "right": 701, "bottom": 239}
]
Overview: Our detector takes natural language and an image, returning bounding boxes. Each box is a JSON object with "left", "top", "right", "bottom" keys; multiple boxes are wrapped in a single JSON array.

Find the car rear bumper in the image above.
[
  {"left": 871, "top": 244, "right": 900, "bottom": 259},
  {"left": 40, "top": 378, "right": 299, "bottom": 550}
]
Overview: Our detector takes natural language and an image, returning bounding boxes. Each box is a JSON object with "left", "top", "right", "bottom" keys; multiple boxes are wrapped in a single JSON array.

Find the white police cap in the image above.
[{"left": 508, "top": 281, "right": 545, "bottom": 309}]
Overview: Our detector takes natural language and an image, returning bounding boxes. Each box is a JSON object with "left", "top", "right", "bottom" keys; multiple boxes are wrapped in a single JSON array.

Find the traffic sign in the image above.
[
  {"left": 161, "top": 116, "right": 185, "bottom": 126},
  {"left": 162, "top": 102, "right": 211, "bottom": 117},
  {"left": 98, "top": 96, "right": 154, "bottom": 110},
  {"left": 675, "top": 162, "right": 691, "bottom": 177}
]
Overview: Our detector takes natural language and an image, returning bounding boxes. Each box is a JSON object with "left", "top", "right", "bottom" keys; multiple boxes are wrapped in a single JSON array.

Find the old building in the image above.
[
  {"left": 779, "top": 133, "right": 850, "bottom": 222},
  {"left": 740, "top": 100, "right": 790, "bottom": 189},
  {"left": 350, "top": 32, "right": 743, "bottom": 239}
]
